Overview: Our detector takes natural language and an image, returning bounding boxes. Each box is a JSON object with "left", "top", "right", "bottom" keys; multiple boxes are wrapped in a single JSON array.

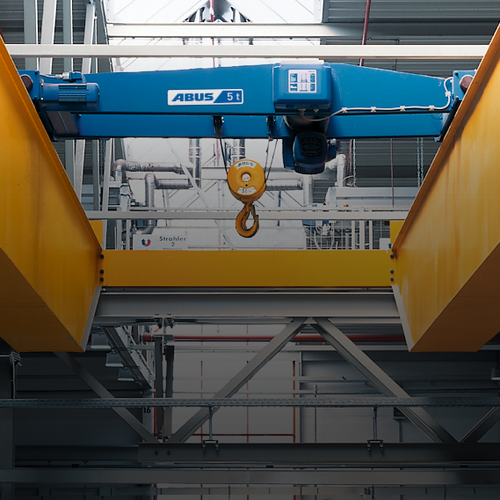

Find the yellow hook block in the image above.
[{"left": 227, "top": 159, "right": 266, "bottom": 238}]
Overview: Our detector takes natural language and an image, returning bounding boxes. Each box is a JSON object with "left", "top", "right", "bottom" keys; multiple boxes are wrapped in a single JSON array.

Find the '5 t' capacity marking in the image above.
[{"left": 167, "top": 89, "right": 244, "bottom": 105}]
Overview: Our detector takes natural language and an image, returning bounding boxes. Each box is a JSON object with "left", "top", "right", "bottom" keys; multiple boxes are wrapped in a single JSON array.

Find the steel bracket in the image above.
[
  {"left": 367, "top": 439, "right": 384, "bottom": 451},
  {"left": 202, "top": 440, "right": 219, "bottom": 451}
]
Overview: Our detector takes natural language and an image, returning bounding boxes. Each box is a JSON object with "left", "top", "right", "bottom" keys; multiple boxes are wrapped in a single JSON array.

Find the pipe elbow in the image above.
[{"left": 112, "top": 159, "right": 128, "bottom": 173}]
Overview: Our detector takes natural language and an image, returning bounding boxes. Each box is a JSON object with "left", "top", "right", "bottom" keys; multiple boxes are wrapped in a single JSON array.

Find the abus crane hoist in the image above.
[{"left": 20, "top": 63, "right": 473, "bottom": 236}]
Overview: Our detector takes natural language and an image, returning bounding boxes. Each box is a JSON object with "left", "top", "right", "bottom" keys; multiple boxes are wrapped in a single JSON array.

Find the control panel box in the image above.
[{"left": 273, "top": 63, "right": 332, "bottom": 112}]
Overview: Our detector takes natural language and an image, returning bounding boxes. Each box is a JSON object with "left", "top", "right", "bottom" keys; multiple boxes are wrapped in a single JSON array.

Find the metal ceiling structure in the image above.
[{"left": 2, "top": 0, "right": 500, "bottom": 499}]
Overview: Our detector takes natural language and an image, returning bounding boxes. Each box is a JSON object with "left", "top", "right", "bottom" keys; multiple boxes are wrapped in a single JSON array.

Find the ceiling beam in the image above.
[{"left": 7, "top": 44, "right": 487, "bottom": 59}]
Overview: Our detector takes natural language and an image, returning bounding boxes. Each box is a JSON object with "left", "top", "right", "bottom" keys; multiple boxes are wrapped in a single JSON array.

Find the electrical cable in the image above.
[
  {"left": 303, "top": 77, "right": 453, "bottom": 122},
  {"left": 265, "top": 117, "right": 284, "bottom": 181},
  {"left": 218, "top": 135, "right": 229, "bottom": 174}
]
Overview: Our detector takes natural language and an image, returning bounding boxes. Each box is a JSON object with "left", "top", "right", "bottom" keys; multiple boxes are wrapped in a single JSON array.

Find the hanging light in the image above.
[
  {"left": 90, "top": 331, "right": 111, "bottom": 350},
  {"left": 117, "top": 367, "right": 134, "bottom": 382},
  {"left": 105, "top": 352, "right": 124, "bottom": 368}
]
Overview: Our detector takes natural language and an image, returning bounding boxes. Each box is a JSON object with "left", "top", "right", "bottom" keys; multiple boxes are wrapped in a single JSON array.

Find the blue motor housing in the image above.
[
  {"left": 283, "top": 132, "right": 336, "bottom": 175},
  {"left": 292, "top": 131, "right": 328, "bottom": 174},
  {"left": 42, "top": 83, "right": 100, "bottom": 104}
]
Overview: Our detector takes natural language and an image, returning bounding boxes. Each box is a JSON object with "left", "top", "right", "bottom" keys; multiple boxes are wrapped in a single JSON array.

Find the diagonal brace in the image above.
[
  {"left": 167, "top": 317, "right": 306, "bottom": 443},
  {"left": 55, "top": 352, "right": 157, "bottom": 443},
  {"left": 312, "top": 318, "right": 456, "bottom": 444},
  {"left": 461, "top": 407, "right": 500, "bottom": 443}
]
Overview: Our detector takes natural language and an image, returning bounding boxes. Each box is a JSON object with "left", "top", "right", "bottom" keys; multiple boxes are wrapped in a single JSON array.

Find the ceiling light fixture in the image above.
[
  {"left": 117, "top": 367, "right": 135, "bottom": 382},
  {"left": 90, "top": 332, "right": 111, "bottom": 350},
  {"left": 105, "top": 352, "right": 124, "bottom": 368}
]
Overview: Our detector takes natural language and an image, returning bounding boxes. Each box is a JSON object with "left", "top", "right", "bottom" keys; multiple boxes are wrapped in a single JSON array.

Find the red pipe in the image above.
[
  {"left": 140, "top": 333, "right": 406, "bottom": 343},
  {"left": 141, "top": 332, "right": 500, "bottom": 344},
  {"left": 359, "top": 0, "right": 372, "bottom": 67},
  {"left": 210, "top": 0, "right": 215, "bottom": 22}
]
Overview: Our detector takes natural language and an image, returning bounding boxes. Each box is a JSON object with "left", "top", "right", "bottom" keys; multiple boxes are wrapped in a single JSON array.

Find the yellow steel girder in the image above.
[
  {"left": 0, "top": 39, "right": 101, "bottom": 352},
  {"left": 100, "top": 250, "right": 393, "bottom": 289},
  {"left": 392, "top": 25, "right": 500, "bottom": 352}
]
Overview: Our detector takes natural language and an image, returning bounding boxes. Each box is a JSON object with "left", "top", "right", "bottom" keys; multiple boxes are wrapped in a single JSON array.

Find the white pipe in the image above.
[
  {"left": 138, "top": 174, "right": 193, "bottom": 234},
  {"left": 336, "top": 154, "right": 347, "bottom": 187},
  {"left": 303, "top": 175, "right": 314, "bottom": 206},
  {"left": 113, "top": 159, "right": 191, "bottom": 181},
  {"left": 139, "top": 173, "right": 157, "bottom": 235},
  {"left": 188, "top": 139, "right": 202, "bottom": 188}
]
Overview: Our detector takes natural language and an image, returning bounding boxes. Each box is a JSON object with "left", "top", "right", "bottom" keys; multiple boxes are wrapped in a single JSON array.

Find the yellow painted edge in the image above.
[{"left": 393, "top": 24, "right": 500, "bottom": 253}]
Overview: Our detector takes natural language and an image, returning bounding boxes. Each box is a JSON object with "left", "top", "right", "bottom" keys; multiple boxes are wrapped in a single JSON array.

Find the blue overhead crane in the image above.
[{"left": 20, "top": 63, "right": 472, "bottom": 175}]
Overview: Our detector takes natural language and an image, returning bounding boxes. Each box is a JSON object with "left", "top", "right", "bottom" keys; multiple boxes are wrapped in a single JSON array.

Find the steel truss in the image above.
[
  {"left": 3, "top": 468, "right": 500, "bottom": 485},
  {"left": 12, "top": 485, "right": 500, "bottom": 498},
  {"left": 15, "top": 442, "right": 500, "bottom": 467},
  {"left": 1, "top": 396, "right": 500, "bottom": 409}
]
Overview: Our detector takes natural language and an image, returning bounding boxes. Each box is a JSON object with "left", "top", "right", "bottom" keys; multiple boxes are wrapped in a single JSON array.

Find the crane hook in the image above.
[
  {"left": 235, "top": 202, "right": 259, "bottom": 238},
  {"left": 227, "top": 159, "right": 266, "bottom": 238}
]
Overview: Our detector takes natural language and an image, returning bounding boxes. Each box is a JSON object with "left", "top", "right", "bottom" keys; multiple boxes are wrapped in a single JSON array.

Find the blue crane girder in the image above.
[
  {"left": 20, "top": 63, "right": 468, "bottom": 140},
  {"left": 19, "top": 62, "right": 472, "bottom": 174}
]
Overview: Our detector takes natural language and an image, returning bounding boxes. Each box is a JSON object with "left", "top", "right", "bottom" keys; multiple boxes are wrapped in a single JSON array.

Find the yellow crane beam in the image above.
[
  {"left": 0, "top": 40, "right": 101, "bottom": 352},
  {"left": 100, "top": 250, "right": 392, "bottom": 289},
  {"left": 392, "top": 26, "right": 500, "bottom": 351}
]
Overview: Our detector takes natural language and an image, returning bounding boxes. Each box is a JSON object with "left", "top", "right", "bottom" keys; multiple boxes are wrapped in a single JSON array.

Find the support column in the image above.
[
  {"left": 82, "top": 0, "right": 96, "bottom": 74},
  {"left": 92, "top": 140, "right": 100, "bottom": 210},
  {"left": 0, "top": 342, "right": 16, "bottom": 500},
  {"left": 163, "top": 345, "right": 175, "bottom": 439},
  {"left": 154, "top": 336, "right": 164, "bottom": 438},
  {"left": 65, "top": 140, "right": 75, "bottom": 185},
  {"left": 39, "top": 0, "right": 57, "bottom": 74},
  {"left": 73, "top": 1, "right": 96, "bottom": 200},
  {"left": 62, "top": 0, "right": 73, "bottom": 72},
  {"left": 74, "top": 139, "right": 85, "bottom": 201},
  {"left": 23, "top": 0, "right": 38, "bottom": 71}
]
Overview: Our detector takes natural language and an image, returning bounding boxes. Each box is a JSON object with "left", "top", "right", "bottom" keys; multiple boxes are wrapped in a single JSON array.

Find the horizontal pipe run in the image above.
[
  {"left": 155, "top": 179, "right": 191, "bottom": 190},
  {"left": 113, "top": 159, "right": 190, "bottom": 179},
  {"left": 105, "top": 22, "right": 498, "bottom": 41},
  {"left": 266, "top": 179, "right": 303, "bottom": 191},
  {"left": 105, "top": 23, "right": 384, "bottom": 39}
]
